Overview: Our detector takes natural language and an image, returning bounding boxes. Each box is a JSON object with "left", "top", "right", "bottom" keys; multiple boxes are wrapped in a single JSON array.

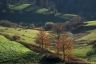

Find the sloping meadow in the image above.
[{"left": 0, "top": 35, "right": 39, "bottom": 63}]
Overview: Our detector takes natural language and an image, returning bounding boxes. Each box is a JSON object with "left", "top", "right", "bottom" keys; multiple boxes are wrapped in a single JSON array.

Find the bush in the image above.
[
  {"left": 93, "top": 41, "right": 96, "bottom": 48},
  {"left": 0, "top": 20, "right": 18, "bottom": 27},
  {"left": 44, "top": 22, "right": 54, "bottom": 30},
  {"left": 68, "top": 16, "right": 86, "bottom": 32},
  {"left": 13, "top": 35, "right": 20, "bottom": 41},
  {"left": 93, "top": 42, "right": 96, "bottom": 53},
  {"left": 86, "top": 50, "right": 94, "bottom": 56},
  {"left": 28, "top": 24, "right": 35, "bottom": 29}
]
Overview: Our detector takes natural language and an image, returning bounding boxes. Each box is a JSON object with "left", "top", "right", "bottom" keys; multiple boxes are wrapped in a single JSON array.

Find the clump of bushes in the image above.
[
  {"left": 0, "top": 20, "right": 18, "bottom": 28},
  {"left": 44, "top": 22, "right": 54, "bottom": 30},
  {"left": 2, "top": 34, "right": 20, "bottom": 41},
  {"left": 86, "top": 50, "right": 94, "bottom": 56},
  {"left": 93, "top": 41, "right": 96, "bottom": 53},
  {"left": 13, "top": 35, "right": 20, "bottom": 41},
  {"left": 28, "top": 23, "right": 35, "bottom": 29},
  {"left": 65, "top": 16, "right": 86, "bottom": 32},
  {"left": 86, "top": 40, "right": 96, "bottom": 56}
]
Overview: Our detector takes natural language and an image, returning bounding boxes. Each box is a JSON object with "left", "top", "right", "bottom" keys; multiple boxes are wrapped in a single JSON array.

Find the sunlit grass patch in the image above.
[
  {"left": 85, "top": 21, "right": 96, "bottom": 26},
  {"left": 36, "top": 8, "right": 49, "bottom": 14},
  {"left": 9, "top": 4, "right": 31, "bottom": 10},
  {"left": 73, "top": 44, "right": 92, "bottom": 57},
  {"left": 56, "top": 13, "right": 78, "bottom": 19},
  {"left": 0, "top": 26, "right": 38, "bottom": 44},
  {"left": 0, "top": 35, "right": 37, "bottom": 62},
  {"left": 77, "top": 30, "right": 96, "bottom": 41},
  {"left": 73, "top": 44, "right": 96, "bottom": 64}
]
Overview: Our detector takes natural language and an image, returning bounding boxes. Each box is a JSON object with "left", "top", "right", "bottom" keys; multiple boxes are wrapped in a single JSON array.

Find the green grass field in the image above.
[
  {"left": 0, "top": 26, "right": 38, "bottom": 44},
  {"left": 0, "top": 25, "right": 95, "bottom": 63},
  {"left": 73, "top": 44, "right": 96, "bottom": 64},
  {"left": 76, "top": 21, "right": 96, "bottom": 41},
  {"left": 0, "top": 35, "right": 39, "bottom": 63},
  {"left": 77, "top": 30, "right": 96, "bottom": 41},
  {"left": 9, "top": 3, "right": 31, "bottom": 10},
  {"left": 85, "top": 21, "right": 96, "bottom": 26}
]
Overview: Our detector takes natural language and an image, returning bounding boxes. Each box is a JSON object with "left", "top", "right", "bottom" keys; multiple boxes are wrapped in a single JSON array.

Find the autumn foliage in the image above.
[
  {"left": 13, "top": 34, "right": 20, "bottom": 41},
  {"left": 56, "top": 34, "right": 73, "bottom": 61},
  {"left": 51, "top": 22, "right": 73, "bottom": 61},
  {"left": 35, "top": 27, "right": 51, "bottom": 49},
  {"left": 35, "top": 24, "right": 74, "bottom": 63}
]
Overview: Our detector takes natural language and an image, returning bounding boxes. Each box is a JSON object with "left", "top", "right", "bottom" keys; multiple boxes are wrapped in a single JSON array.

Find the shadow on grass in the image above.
[
  {"left": 1, "top": 51, "right": 40, "bottom": 63},
  {"left": 0, "top": 12, "right": 66, "bottom": 24},
  {"left": 71, "top": 26, "right": 96, "bottom": 34},
  {"left": 39, "top": 54, "right": 64, "bottom": 64}
]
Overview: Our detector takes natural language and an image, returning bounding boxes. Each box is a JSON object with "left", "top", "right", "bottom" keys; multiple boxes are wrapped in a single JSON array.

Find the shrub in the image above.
[
  {"left": 93, "top": 41, "right": 96, "bottom": 48},
  {"left": 87, "top": 40, "right": 96, "bottom": 56},
  {"left": 0, "top": 20, "right": 18, "bottom": 27},
  {"left": 93, "top": 42, "right": 96, "bottom": 53},
  {"left": 44, "top": 22, "right": 54, "bottom": 30},
  {"left": 86, "top": 50, "right": 94, "bottom": 56},
  {"left": 28, "top": 23, "right": 35, "bottom": 29},
  {"left": 10, "top": 23, "right": 18, "bottom": 28},
  {"left": 13, "top": 35, "right": 20, "bottom": 41},
  {"left": 68, "top": 16, "right": 86, "bottom": 32}
]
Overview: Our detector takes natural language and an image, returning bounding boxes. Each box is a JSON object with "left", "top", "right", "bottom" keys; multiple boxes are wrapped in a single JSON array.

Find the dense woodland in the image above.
[{"left": 0, "top": 0, "right": 96, "bottom": 20}]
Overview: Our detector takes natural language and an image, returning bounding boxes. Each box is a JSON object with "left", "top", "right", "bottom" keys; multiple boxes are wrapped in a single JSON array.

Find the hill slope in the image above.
[{"left": 0, "top": 35, "right": 39, "bottom": 63}]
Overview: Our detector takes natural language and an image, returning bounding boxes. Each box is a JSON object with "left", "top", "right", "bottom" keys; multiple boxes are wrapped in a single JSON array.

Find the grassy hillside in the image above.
[
  {"left": 0, "top": 26, "right": 38, "bottom": 44},
  {"left": 76, "top": 21, "right": 96, "bottom": 41},
  {"left": 73, "top": 44, "right": 96, "bottom": 64},
  {"left": 0, "top": 35, "right": 39, "bottom": 63},
  {"left": 85, "top": 21, "right": 96, "bottom": 26},
  {"left": 1, "top": 3, "right": 96, "bottom": 63}
]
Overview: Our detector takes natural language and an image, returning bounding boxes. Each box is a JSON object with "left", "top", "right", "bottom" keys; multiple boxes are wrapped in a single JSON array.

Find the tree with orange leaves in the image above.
[
  {"left": 51, "top": 22, "right": 73, "bottom": 61},
  {"left": 56, "top": 34, "right": 73, "bottom": 61},
  {"left": 51, "top": 22, "right": 66, "bottom": 54},
  {"left": 35, "top": 27, "right": 51, "bottom": 49}
]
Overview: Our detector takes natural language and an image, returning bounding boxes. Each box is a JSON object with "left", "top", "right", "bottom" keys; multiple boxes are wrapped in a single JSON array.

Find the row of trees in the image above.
[
  {"left": 35, "top": 23, "right": 73, "bottom": 61},
  {"left": 1, "top": 0, "right": 96, "bottom": 20},
  {"left": 0, "top": 15, "right": 85, "bottom": 32},
  {"left": 0, "top": 20, "right": 36, "bottom": 29},
  {"left": 44, "top": 16, "right": 85, "bottom": 32},
  {"left": 1, "top": 0, "right": 96, "bottom": 15}
]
